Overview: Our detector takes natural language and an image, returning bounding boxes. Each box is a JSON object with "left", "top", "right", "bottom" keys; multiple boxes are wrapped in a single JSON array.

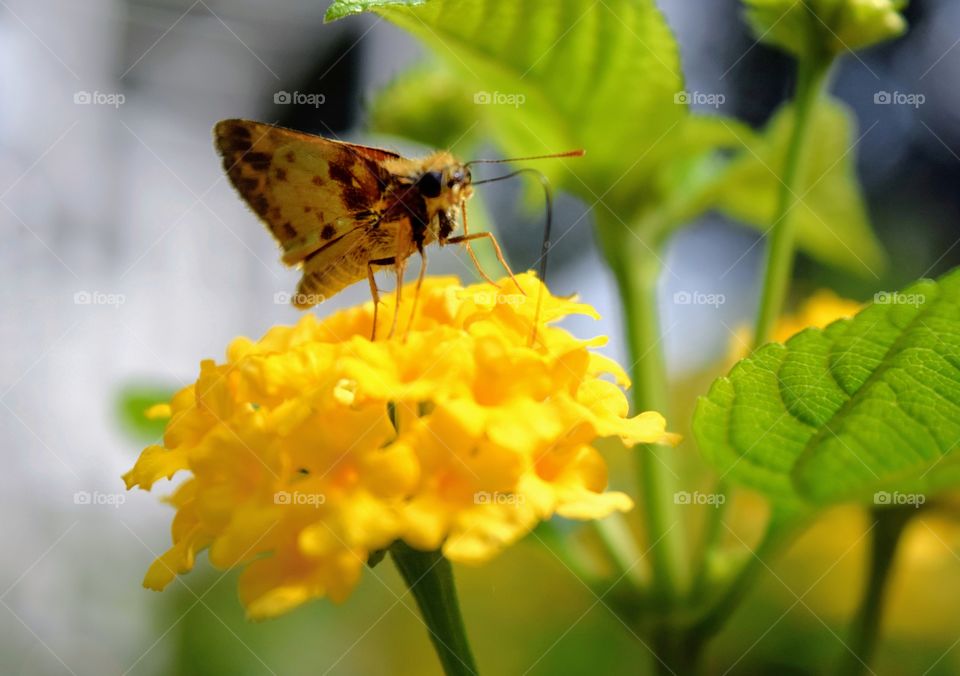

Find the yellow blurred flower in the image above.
[
  {"left": 731, "top": 289, "right": 861, "bottom": 359},
  {"left": 123, "top": 274, "right": 677, "bottom": 619},
  {"left": 771, "top": 289, "right": 862, "bottom": 342}
]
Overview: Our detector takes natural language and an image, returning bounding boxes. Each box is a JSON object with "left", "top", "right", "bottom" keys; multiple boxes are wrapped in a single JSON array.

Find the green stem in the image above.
[
  {"left": 687, "top": 516, "right": 796, "bottom": 646},
  {"left": 690, "top": 480, "right": 731, "bottom": 601},
  {"left": 608, "top": 239, "right": 689, "bottom": 603},
  {"left": 837, "top": 507, "right": 912, "bottom": 676},
  {"left": 594, "top": 515, "right": 649, "bottom": 593},
  {"left": 390, "top": 542, "right": 478, "bottom": 676},
  {"left": 753, "top": 57, "right": 832, "bottom": 347}
]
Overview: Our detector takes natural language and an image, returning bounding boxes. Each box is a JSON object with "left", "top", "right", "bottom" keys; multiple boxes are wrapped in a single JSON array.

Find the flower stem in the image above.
[
  {"left": 689, "top": 515, "right": 796, "bottom": 643},
  {"left": 836, "top": 507, "right": 912, "bottom": 676},
  {"left": 610, "top": 241, "right": 688, "bottom": 602},
  {"left": 753, "top": 57, "right": 832, "bottom": 347},
  {"left": 390, "top": 542, "right": 478, "bottom": 676}
]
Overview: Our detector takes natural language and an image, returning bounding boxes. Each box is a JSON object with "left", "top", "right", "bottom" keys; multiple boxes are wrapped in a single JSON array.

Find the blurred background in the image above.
[{"left": 3, "top": 0, "right": 960, "bottom": 674}]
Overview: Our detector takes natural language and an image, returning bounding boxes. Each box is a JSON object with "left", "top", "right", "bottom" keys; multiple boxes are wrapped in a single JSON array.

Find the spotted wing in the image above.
[{"left": 214, "top": 119, "right": 402, "bottom": 273}]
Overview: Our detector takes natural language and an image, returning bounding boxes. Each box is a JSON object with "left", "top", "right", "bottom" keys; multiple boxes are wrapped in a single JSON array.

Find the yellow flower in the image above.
[{"left": 124, "top": 274, "right": 678, "bottom": 619}]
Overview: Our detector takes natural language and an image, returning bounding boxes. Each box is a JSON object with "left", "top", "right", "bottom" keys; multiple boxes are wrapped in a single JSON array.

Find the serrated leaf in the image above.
[
  {"left": 711, "top": 98, "right": 886, "bottom": 277},
  {"left": 694, "top": 268, "right": 960, "bottom": 510},
  {"left": 330, "top": 0, "right": 738, "bottom": 224},
  {"left": 338, "top": 0, "right": 881, "bottom": 268}
]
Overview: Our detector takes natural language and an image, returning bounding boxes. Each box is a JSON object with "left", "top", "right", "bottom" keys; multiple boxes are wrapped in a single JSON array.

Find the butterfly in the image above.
[{"left": 214, "top": 119, "right": 582, "bottom": 339}]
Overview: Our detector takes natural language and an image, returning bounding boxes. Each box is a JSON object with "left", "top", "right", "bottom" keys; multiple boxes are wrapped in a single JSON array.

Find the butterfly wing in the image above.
[{"left": 214, "top": 119, "right": 405, "bottom": 305}]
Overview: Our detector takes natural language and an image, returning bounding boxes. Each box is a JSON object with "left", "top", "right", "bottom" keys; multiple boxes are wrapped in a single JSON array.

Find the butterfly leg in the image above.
[
  {"left": 404, "top": 245, "right": 428, "bottom": 342},
  {"left": 459, "top": 203, "right": 501, "bottom": 289},
  {"left": 367, "top": 257, "right": 396, "bottom": 341},
  {"left": 447, "top": 231, "right": 525, "bottom": 295},
  {"left": 388, "top": 255, "right": 407, "bottom": 339}
]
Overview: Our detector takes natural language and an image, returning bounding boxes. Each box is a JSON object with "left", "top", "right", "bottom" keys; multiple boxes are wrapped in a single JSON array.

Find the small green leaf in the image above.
[
  {"left": 326, "top": 0, "right": 425, "bottom": 22},
  {"left": 694, "top": 268, "right": 960, "bottom": 510},
  {"left": 743, "top": 0, "right": 907, "bottom": 60},
  {"left": 711, "top": 98, "right": 885, "bottom": 277},
  {"left": 115, "top": 383, "right": 176, "bottom": 442}
]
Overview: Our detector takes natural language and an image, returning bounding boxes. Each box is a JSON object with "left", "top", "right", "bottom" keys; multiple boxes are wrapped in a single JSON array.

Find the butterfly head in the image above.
[{"left": 414, "top": 152, "right": 474, "bottom": 244}]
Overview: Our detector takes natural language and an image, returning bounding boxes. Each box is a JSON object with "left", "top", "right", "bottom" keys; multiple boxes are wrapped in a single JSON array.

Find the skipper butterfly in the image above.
[{"left": 214, "top": 119, "right": 582, "bottom": 339}]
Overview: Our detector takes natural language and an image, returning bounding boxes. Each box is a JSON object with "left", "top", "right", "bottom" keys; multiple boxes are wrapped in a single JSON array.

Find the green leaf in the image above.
[
  {"left": 710, "top": 98, "right": 886, "bottom": 277},
  {"left": 743, "top": 0, "right": 907, "bottom": 60},
  {"left": 329, "top": 0, "right": 742, "bottom": 226},
  {"left": 368, "top": 62, "right": 484, "bottom": 153},
  {"left": 115, "top": 383, "right": 176, "bottom": 442},
  {"left": 336, "top": 0, "right": 882, "bottom": 269},
  {"left": 694, "top": 267, "right": 960, "bottom": 511}
]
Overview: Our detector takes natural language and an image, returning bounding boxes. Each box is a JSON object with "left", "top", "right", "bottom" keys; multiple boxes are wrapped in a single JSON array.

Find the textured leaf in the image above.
[
  {"left": 694, "top": 268, "right": 960, "bottom": 509},
  {"left": 335, "top": 0, "right": 880, "bottom": 276},
  {"left": 329, "top": 0, "right": 734, "bottom": 223},
  {"left": 711, "top": 98, "right": 886, "bottom": 277}
]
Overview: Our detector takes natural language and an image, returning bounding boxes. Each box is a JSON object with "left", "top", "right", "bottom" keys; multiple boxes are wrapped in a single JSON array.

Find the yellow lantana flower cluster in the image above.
[{"left": 123, "top": 274, "right": 677, "bottom": 619}]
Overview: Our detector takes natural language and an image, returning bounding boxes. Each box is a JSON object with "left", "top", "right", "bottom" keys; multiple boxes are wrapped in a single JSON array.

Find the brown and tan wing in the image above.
[{"left": 213, "top": 118, "right": 402, "bottom": 273}]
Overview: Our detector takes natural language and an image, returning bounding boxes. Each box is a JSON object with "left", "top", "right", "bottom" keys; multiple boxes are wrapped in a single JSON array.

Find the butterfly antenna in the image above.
[
  {"left": 465, "top": 149, "right": 584, "bottom": 167},
  {"left": 472, "top": 168, "right": 556, "bottom": 347}
]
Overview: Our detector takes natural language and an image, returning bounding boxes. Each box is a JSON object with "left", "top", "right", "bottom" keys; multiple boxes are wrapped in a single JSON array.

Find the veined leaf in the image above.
[
  {"left": 329, "top": 0, "right": 713, "bottom": 221},
  {"left": 694, "top": 268, "right": 960, "bottom": 510},
  {"left": 331, "top": 0, "right": 881, "bottom": 276}
]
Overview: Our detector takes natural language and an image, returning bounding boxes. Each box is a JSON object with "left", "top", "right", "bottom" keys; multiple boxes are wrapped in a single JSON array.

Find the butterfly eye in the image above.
[{"left": 417, "top": 171, "right": 443, "bottom": 198}]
